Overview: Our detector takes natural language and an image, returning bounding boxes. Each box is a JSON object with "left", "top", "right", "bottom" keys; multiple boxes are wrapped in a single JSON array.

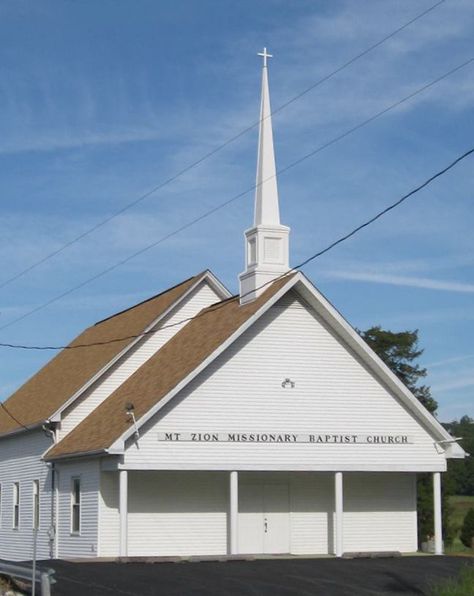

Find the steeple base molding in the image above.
[{"left": 239, "top": 224, "right": 290, "bottom": 304}]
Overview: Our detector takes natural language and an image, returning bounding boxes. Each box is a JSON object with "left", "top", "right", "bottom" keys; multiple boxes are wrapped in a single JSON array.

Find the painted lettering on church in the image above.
[{"left": 157, "top": 432, "right": 412, "bottom": 444}]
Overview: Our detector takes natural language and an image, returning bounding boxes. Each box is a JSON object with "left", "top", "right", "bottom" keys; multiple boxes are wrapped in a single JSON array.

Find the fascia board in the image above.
[
  {"left": 109, "top": 273, "right": 300, "bottom": 452},
  {"left": 50, "top": 271, "right": 225, "bottom": 423},
  {"left": 0, "top": 421, "right": 45, "bottom": 441},
  {"left": 203, "top": 269, "right": 232, "bottom": 299},
  {"left": 44, "top": 449, "right": 107, "bottom": 462},
  {"left": 445, "top": 442, "right": 467, "bottom": 459},
  {"left": 293, "top": 274, "right": 466, "bottom": 456}
]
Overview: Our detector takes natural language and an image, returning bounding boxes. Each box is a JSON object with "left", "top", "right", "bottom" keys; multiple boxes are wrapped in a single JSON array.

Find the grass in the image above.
[
  {"left": 446, "top": 495, "right": 474, "bottom": 555},
  {"left": 430, "top": 565, "right": 474, "bottom": 596}
]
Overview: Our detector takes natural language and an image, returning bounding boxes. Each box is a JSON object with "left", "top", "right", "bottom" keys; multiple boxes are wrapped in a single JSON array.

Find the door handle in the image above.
[{"left": 264, "top": 518, "right": 268, "bottom": 533}]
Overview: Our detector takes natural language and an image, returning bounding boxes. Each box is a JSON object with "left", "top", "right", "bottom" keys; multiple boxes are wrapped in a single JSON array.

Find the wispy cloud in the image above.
[
  {"left": 0, "top": 126, "right": 164, "bottom": 155},
  {"left": 432, "top": 375, "right": 474, "bottom": 392},
  {"left": 426, "top": 354, "right": 474, "bottom": 368},
  {"left": 327, "top": 270, "right": 474, "bottom": 293}
]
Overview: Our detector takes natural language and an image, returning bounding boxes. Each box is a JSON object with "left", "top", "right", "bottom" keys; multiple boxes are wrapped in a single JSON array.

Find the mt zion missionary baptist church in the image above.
[{"left": 0, "top": 51, "right": 465, "bottom": 562}]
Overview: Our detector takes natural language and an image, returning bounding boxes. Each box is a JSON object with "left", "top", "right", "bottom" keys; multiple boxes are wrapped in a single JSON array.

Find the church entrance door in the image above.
[{"left": 238, "top": 483, "right": 290, "bottom": 554}]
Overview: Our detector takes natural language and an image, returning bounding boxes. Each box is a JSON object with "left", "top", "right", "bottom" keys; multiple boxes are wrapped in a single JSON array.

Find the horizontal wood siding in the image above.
[
  {"left": 57, "top": 459, "right": 100, "bottom": 558},
  {"left": 0, "top": 430, "right": 53, "bottom": 561},
  {"left": 98, "top": 472, "right": 119, "bottom": 557},
  {"left": 343, "top": 472, "right": 417, "bottom": 553},
  {"left": 127, "top": 472, "right": 227, "bottom": 556},
  {"left": 289, "top": 473, "right": 334, "bottom": 555},
  {"left": 124, "top": 292, "right": 445, "bottom": 472},
  {"left": 60, "top": 282, "right": 220, "bottom": 439}
]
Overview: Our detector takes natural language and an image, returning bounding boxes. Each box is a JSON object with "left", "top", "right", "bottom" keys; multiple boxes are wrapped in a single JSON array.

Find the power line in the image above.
[
  {"left": 296, "top": 146, "right": 474, "bottom": 268},
  {"left": 0, "top": 54, "right": 472, "bottom": 334},
  {"left": 0, "top": 143, "right": 471, "bottom": 352},
  {"left": 0, "top": 402, "right": 30, "bottom": 431},
  {"left": 0, "top": 0, "right": 447, "bottom": 292}
]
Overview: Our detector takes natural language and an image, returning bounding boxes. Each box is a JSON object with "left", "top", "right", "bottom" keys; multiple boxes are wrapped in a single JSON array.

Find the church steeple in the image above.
[
  {"left": 254, "top": 48, "right": 280, "bottom": 226},
  {"left": 239, "top": 48, "right": 290, "bottom": 304}
]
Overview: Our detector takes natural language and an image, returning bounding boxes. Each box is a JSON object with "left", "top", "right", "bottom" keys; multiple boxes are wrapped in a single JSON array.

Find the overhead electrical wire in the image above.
[
  {"left": 0, "top": 0, "right": 447, "bottom": 292},
  {"left": 0, "top": 143, "right": 472, "bottom": 352},
  {"left": 0, "top": 402, "right": 30, "bottom": 431},
  {"left": 0, "top": 143, "right": 472, "bottom": 434},
  {"left": 0, "top": 54, "right": 472, "bottom": 335}
]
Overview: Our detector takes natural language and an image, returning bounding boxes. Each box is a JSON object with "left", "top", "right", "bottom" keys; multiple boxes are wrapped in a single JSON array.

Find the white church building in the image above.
[{"left": 0, "top": 51, "right": 465, "bottom": 561}]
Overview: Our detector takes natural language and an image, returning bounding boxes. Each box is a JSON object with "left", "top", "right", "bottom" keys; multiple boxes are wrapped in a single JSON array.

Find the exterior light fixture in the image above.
[
  {"left": 125, "top": 402, "right": 140, "bottom": 440},
  {"left": 281, "top": 378, "right": 295, "bottom": 388}
]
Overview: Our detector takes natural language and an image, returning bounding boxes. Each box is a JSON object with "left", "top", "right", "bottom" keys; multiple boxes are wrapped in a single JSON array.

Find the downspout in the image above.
[
  {"left": 43, "top": 423, "right": 59, "bottom": 559},
  {"left": 49, "top": 462, "right": 57, "bottom": 559}
]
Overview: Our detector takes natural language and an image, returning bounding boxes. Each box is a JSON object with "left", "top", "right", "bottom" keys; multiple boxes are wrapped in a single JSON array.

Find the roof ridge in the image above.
[{"left": 93, "top": 272, "right": 205, "bottom": 326}]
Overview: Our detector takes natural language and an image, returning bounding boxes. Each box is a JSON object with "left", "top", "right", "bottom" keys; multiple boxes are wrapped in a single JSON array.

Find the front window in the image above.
[
  {"left": 13, "top": 482, "right": 20, "bottom": 529},
  {"left": 33, "top": 480, "right": 40, "bottom": 530},
  {"left": 71, "top": 478, "right": 81, "bottom": 534}
]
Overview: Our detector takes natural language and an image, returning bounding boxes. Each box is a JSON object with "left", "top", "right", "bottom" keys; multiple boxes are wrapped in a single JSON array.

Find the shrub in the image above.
[{"left": 460, "top": 507, "right": 474, "bottom": 549}]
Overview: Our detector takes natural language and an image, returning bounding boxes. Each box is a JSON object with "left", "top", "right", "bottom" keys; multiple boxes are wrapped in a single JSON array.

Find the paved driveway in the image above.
[{"left": 45, "top": 556, "right": 472, "bottom": 596}]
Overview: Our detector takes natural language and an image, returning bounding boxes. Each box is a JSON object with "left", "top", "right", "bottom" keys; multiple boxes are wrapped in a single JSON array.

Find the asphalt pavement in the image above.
[{"left": 42, "top": 555, "right": 474, "bottom": 596}]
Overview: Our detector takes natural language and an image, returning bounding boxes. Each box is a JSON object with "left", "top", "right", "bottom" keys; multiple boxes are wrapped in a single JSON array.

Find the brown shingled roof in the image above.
[
  {"left": 0, "top": 273, "right": 204, "bottom": 436},
  {"left": 46, "top": 273, "right": 295, "bottom": 459}
]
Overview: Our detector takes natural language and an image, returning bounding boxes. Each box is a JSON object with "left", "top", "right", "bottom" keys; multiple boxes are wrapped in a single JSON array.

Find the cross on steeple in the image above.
[{"left": 258, "top": 47, "right": 273, "bottom": 68}]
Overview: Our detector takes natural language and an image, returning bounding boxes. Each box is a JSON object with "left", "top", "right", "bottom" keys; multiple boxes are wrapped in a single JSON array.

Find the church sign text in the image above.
[{"left": 157, "top": 432, "right": 412, "bottom": 445}]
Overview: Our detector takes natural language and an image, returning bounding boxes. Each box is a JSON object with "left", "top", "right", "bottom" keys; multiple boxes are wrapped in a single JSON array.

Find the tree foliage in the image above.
[
  {"left": 359, "top": 326, "right": 438, "bottom": 414},
  {"left": 444, "top": 416, "right": 474, "bottom": 496},
  {"left": 460, "top": 508, "right": 474, "bottom": 548}
]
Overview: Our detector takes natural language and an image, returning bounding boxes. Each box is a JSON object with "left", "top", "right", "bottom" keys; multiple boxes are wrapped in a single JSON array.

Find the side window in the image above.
[
  {"left": 71, "top": 478, "right": 81, "bottom": 534},
  {"left": 13, "top": 482, "right": 20, "bottom": 529},
  {"left": 33, "top": 480, "right": 40, "bottom": 530}
]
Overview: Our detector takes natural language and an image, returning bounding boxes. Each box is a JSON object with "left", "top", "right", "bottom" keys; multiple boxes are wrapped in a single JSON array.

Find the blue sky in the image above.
[{"left": 0, "top": 0, "right": 473, "bottom": 421}]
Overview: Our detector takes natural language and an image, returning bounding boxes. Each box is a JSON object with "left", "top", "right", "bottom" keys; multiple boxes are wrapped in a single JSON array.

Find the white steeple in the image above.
[{"left": 239, "top": 48, "right": 290, "bottom": 304}]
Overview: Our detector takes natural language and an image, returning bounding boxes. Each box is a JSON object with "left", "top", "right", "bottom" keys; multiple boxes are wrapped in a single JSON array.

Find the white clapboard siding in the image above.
[
  {"left": 127, "top": 472, "right": 227, "bottom": 557},
  {"left": 0, "top": 430, "right": 53, "bottom": 561},
  {"left": 98, "top": 472, "right": 119, "bottom": 557},
  {"left": 59, "top": 281, "right": 220, "bottom": 439},
  {"left": 343, "top": 472, "right": 417, "bottom": 553},
  {"left": 57, "top": 459, "right": 100, "bottom": 558},
  {"left": 123, "top": 291, "right": 445, "bottom": 472},
  {"left": 289, "top": 472, "right": 334, "bottom": 555}
]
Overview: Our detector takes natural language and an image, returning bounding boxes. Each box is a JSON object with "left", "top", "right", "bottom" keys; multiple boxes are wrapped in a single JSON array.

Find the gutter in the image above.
[
  {"left": 0, "top": 420, "right": 46, "bottom": 440},
  {"left": 43, "top": 448, "right": 109, "bottom": 462}
]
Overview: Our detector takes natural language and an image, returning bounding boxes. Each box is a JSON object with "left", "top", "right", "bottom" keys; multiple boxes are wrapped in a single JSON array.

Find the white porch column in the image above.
[
  {"left": 334, "top": 472, "right": 344, "bottom": 557},
  {"left": 119, "top": 470, "right": 128, "bottom": 557},
  {"left": 229, "top": 471, "right": 239, "bottom": 555},
  {"left": 433, "top": 472, "right": 443, "bottom": 555}
]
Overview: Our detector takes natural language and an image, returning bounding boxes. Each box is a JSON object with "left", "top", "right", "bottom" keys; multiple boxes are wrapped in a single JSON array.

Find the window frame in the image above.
[
  {"left": 12, "top": 482, "right": 20, "bottom": 530},
  {"left": 70, "top": 477, "right": 81, "bottom": 535}
]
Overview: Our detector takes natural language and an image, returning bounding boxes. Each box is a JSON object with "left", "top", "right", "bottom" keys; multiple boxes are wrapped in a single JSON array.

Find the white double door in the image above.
[{"left": 238, "top": 483, "right": 290, "bottom": 554}]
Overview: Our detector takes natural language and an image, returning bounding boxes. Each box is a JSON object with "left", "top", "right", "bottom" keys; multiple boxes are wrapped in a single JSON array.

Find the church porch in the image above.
[{"left": 98, "top": 470, "right": 431, "bottom": 559}]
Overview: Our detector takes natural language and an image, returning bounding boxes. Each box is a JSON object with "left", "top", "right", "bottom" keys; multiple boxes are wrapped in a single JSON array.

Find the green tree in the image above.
[
  {"left": 444, "top": 416, "right": 474, "bottom": 496},
  {"left": 460, "top": 508, "right": 474, "bottom": 548},
  {"left": 359, "top": 325, "right": 451, "bottom": 546},
  {"left": 360, "top": 326, "right": 438, "bottom": 413}
]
